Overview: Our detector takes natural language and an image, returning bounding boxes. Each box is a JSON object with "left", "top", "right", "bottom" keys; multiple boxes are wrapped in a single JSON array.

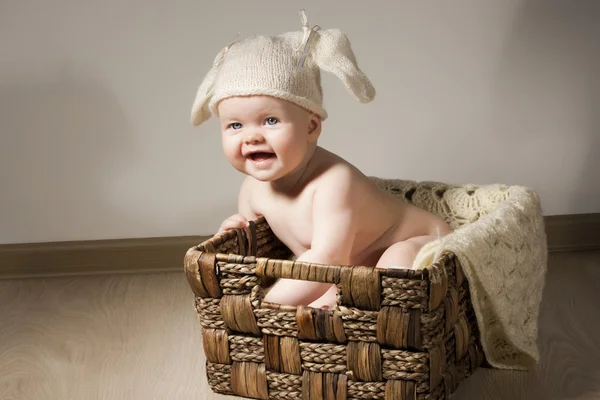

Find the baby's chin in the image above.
[
  {"left": 247, "top": 168, "right": 283, "bottom": 182},
  {"left": 240, "top": 165, "right": 282, "bottom": 182}
]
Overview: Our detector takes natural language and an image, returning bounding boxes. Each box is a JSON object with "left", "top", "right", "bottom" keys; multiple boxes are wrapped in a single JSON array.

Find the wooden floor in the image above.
[{"left": 1, "top": 250, "right": 599, "bottom": 400}]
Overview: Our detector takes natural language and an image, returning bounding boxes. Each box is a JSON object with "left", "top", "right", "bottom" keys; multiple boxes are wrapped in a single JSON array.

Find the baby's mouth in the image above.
[{"left": 248, "top": 152, "right": 275, "bottom": 162}]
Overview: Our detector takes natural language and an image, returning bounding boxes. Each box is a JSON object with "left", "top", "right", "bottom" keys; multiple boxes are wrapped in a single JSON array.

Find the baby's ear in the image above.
[
  {"left": 190, "top": 46, "right": 229, "bottom": 126},
  {"left": 312, "top": 29, "right": 375, "bottom": 104},
  {"left": 307, "top": 113, "right": 322, "bottom": 142}
]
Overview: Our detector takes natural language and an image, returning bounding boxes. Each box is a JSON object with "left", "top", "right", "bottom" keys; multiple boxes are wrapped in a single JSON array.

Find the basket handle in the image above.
[
  {"left": 255, "top": 258, "right": 344, "bottom": 283},
  {"left": 255, "top": 259, "right": 382, "bottom": 311}
]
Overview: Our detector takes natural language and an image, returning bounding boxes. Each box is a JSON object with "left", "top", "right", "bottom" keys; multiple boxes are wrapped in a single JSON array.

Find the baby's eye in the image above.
[
  {"left": 265, "top": 117, "right": 279, "bottom": 126},
  {"left": 230, "top": 122, "right": 243, "bottom": 130}
]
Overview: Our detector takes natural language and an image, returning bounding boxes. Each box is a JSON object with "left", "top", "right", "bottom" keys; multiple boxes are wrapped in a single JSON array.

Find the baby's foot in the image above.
[{"left": 307, "top": 284, "right": 338, "bottom": 310}]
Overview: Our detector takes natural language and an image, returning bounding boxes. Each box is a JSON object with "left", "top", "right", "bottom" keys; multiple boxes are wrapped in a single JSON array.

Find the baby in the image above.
[{"left": 191, "top": 11, "right": 450, "bottom": 309}]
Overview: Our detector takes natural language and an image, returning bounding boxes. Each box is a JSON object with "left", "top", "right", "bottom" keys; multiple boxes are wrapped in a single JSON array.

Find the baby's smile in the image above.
[
  {"left": 249, "top": 152, "right": 274, "bottom": 161},
  {"left": 246, "top": 150, "right": 276, "bottom": 167}
]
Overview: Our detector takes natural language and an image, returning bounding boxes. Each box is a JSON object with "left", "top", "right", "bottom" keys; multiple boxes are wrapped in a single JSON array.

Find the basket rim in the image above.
[{"left": 188, "top": 215, "right": 460, "bottom": 282}]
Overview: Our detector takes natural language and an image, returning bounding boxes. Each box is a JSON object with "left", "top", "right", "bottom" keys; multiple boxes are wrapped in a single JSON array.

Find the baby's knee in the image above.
[
  {"left": 396, "top": 240, "right": 422, "bottom": 260},
  {"left": 376, "top": 240, "right": 422, "bottom": 269}
]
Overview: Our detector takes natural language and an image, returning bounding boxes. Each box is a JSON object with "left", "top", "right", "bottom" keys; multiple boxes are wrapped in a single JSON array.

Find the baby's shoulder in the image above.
[
  {"left": 313, "top": 159, "right": 356, "bottom": 190},
  {"left": 309, "top": 155, "right": 368, "bottom": 206}
]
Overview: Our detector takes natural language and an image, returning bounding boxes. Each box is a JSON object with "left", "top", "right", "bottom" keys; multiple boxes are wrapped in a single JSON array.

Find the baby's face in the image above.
[{"left": 217, "top": 95, "right": 319, "bottom": 182}]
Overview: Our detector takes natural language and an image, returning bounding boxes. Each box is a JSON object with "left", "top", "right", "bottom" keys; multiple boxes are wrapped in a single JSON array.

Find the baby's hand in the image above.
[{"left": 216, "top": 213, "right": 249, "bottom": 235}]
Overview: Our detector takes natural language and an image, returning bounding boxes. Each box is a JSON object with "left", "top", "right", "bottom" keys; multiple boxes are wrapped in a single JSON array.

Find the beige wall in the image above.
[{"left": 1, "top": 0, "right": 598, "bottom": 244}]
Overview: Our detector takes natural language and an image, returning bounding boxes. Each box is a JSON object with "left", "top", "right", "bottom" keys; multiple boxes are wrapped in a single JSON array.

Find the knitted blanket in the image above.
[{"left": 371, "top": 178, "right": 548, "bottom": 370}]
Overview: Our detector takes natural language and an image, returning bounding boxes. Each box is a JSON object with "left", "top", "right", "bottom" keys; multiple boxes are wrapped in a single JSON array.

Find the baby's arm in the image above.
[
  {"left": 263, "top": 168, "right": 357, "bottom": 307},
  {"left": 216, "top": 176, "right": 258, "bottom": 234}
]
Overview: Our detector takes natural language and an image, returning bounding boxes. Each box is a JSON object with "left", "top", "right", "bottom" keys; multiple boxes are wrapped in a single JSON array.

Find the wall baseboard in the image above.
[
  {"left": 1, "top": 214, "right": 598, "bottom": 279},
  {"left": 0, "top": 235, "right": 209, "bottom": 280},
  {"left": 544, "top": 213, "right": 600, "bottom": 252}
]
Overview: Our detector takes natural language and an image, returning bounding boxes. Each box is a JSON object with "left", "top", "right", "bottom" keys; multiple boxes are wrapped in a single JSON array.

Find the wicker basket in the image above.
[{"left": 184, "top": 180, "right": 486, "bottom": 400}]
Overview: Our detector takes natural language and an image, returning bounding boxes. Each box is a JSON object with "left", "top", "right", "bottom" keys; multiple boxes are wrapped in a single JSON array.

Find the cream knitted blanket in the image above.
[{"left": 371, "top": 178, "right": 548, "bottom": 370}]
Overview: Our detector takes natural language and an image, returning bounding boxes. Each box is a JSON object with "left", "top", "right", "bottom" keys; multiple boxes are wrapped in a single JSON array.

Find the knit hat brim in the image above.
[{"left": 208, "top": 88, "right": 328, "bottom": 120}]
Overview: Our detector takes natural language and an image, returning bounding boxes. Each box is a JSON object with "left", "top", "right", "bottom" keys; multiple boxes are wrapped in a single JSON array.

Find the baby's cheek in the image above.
[
  {"left": 278, "top": 137, "right": 304, "bottom": 162},
  {"left": 222, "top": 141, "right": 242, "bottom": 165}
]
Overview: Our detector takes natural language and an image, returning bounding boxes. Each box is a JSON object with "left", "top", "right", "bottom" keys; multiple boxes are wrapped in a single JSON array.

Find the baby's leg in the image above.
[
  {"left": 376, "top": 235, "right": 439, "bottom": 269},
  {"left": 263, "top": 278, "right": 333, "bottom": 307}
]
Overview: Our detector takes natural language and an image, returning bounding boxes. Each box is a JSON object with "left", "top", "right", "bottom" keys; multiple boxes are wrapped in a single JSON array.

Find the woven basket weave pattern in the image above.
[{"left": 185, "top": 180, "right": 485, "bottom": 399}]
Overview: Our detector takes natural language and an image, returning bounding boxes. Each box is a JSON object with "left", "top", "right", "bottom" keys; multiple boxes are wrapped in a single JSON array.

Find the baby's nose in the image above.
[{"left": 244, "top": 130, "right": 265, "bottom": 144}]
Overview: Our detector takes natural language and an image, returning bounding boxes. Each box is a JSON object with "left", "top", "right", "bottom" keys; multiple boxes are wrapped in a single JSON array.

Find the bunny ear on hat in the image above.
[
  {"left": 190, "top": 44, "right": 232, "bottom": 126},
  {"left": 190, "top": 66, "right": 217, "bottom": 126},
  {"left": 311, "top": 28, "right": 376, "bottom": 103}
]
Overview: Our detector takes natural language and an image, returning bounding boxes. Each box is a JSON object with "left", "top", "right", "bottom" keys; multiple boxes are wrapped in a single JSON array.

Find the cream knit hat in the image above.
[{"left": 191, "top": 10, "right": 376, "bottom": 126}]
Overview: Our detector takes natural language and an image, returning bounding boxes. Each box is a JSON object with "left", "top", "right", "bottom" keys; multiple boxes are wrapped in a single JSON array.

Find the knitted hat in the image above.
[{"left": 191, "top": 10, "right": 376, "bottom": 126}]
